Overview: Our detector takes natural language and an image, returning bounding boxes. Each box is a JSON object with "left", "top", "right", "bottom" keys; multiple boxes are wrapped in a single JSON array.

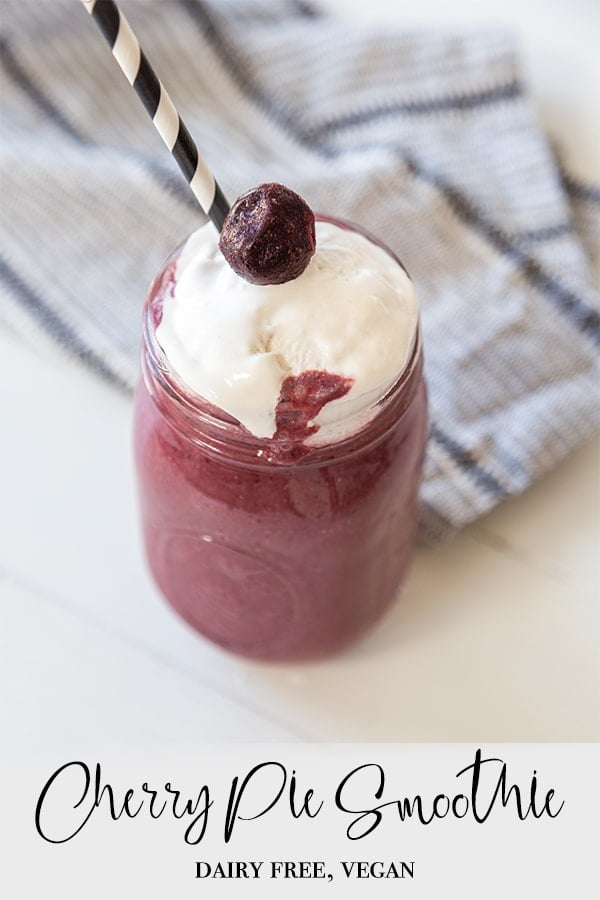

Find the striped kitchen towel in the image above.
[{"left": 1, "top": 0, "right": 598, "bottom": 542}]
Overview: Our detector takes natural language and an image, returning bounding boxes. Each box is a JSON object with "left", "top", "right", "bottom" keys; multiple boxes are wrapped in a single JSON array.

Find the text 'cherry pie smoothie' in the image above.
[{"left": 134, "top": 186, "right": 428, "bottom": 660}]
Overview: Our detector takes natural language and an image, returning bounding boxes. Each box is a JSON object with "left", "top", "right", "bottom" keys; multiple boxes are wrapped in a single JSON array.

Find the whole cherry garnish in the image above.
[{"left": 218, "top": 182, "right": 316, "bottom": 285}]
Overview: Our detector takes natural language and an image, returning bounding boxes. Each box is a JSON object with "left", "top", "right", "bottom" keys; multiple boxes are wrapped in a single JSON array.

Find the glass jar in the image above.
[{"left": 134, "top": 219, "right": 428, "bottom": 661}]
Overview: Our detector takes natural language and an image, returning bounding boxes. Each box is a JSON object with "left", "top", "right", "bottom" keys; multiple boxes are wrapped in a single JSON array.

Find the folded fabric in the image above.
[{"left": 1, "top": 0, "right": 598, "bottom": 542}]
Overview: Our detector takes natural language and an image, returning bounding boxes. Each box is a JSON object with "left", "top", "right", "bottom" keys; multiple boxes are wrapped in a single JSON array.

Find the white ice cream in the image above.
[{"left": 156, "top": 220, "right": 418, "bottom": 439}]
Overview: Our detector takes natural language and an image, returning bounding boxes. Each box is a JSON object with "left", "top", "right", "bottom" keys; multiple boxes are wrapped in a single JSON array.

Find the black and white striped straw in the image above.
[{"left": 81, "top": 0, "right": 230, "bottom": 230}]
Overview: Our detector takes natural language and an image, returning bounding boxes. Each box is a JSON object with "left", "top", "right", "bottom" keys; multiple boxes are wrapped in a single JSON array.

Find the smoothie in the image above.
[{"left": 134, "top": 206, "right": 427, "bottom": 660}]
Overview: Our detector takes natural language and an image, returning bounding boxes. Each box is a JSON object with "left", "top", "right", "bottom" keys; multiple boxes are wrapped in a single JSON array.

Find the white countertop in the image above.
[{"left": 1, "top": 0, "right": 598, "bottom": 748}]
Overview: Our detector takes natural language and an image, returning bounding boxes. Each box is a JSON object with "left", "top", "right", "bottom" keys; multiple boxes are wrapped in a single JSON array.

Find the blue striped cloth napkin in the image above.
[{"left": 1, "top": 0, "right": 598, "bottom": 542}]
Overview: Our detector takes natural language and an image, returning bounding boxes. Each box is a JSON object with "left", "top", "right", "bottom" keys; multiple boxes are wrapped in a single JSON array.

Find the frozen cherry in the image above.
[{"left": 218, "top": 183, "right": 316, "bottom": 285}]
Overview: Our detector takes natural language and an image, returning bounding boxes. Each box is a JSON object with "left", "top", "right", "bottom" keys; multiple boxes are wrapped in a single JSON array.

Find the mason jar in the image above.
[{"left": 134, "top": 218, "right": 428, "bottom": 661}]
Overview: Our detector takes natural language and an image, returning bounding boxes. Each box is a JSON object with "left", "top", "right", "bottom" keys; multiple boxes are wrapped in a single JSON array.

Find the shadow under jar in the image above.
[{"left": 134, "top": 217, "right": 428, "bottom": 661}]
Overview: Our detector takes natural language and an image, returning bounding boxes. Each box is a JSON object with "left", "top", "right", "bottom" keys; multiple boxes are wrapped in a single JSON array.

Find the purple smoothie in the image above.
[{"left": 134, "top": 220, "right": 428, "bottom": 661}]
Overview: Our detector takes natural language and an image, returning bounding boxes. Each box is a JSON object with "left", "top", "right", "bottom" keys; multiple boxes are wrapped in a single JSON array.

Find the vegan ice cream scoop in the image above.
[{"left": 156, "top": 218, "right": 419, "bottom": 440}]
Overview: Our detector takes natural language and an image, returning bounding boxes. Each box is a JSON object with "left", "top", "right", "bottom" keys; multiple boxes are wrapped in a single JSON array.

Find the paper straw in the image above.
[{"left": 80, "top": 0, "right": 229, "bottom": 230}]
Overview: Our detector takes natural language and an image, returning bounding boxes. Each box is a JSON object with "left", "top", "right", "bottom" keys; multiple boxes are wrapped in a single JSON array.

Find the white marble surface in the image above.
[{"left": 1, "top": 0, "right": 598, "bottom": 750}]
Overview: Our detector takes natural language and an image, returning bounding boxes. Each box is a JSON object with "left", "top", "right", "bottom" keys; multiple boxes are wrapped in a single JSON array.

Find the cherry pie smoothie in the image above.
[{"left": 134, "top": 190, "right": 427, "bottom": 660}]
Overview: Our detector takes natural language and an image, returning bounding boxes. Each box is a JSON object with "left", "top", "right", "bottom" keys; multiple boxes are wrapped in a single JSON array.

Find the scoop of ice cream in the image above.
[
  {"left": 218, "top": 183, "right": 316, "bottom": 285},
  {"left": 156, "top": 219, "right": 419, "bottom": 439}
]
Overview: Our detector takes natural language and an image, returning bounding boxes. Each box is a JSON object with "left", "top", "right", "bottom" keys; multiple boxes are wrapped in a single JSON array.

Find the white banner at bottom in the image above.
[{"left": 3, "top": 743, "right": 596, "bottom": 898}]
